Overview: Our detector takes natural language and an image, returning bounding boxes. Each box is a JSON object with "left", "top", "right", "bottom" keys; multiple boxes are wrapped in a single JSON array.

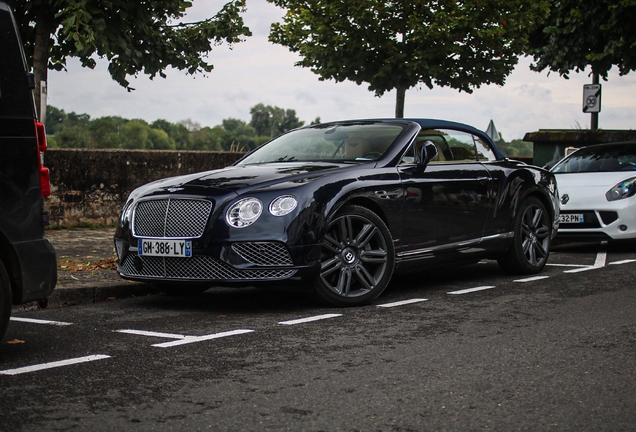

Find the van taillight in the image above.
[{"left": 34, "top": 121, "right": 51, "bottom": 197}]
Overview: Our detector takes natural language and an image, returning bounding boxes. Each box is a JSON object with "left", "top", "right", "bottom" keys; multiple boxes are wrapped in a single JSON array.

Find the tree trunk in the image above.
[
  {"left": 33, "top": 9, "right": 55, "bottom": 120},
  {"left": 395, "top": 86, "right": 406, "bottom": 118}
]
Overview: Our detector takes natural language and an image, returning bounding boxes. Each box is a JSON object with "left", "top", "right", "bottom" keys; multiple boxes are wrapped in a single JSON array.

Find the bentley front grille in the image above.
[
  {"left": 133, "top": 198, "right": 213, "bottom": 238},
  {"left": 119, "top": 254, "right": 296, "bottom": 281}
]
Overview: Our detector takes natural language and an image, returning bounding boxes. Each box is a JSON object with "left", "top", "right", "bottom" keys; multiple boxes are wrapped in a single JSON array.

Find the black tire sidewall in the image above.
[{"left": 0, "top": 260, "right": 12, "bottom": 341}]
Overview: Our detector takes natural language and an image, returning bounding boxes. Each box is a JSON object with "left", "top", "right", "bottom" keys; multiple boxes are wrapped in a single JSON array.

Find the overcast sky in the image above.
[{"left": 47, "top": 0, "right": 636, "bottom": 140}]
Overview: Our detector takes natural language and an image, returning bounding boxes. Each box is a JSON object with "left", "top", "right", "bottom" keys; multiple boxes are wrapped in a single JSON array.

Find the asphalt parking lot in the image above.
[{"left": 2, "top": 235, "right": 635, "bottom": 430}]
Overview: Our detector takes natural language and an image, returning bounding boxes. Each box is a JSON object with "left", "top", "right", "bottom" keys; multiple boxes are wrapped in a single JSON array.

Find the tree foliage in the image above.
[
  {"left": 9, "top": 0, "right": 251, "bottom": 111},
  {"left": 268, "top": 0, "right": 550, "bottom": 117},
  {"left": 45, "top": 103, "right": 312, "bottom": 150},
  {"left": 527, "top": 0, "right": 636, "bottom": 79},
  {"left": 249, "top": 103, "right": 304, "bottom": 137}
]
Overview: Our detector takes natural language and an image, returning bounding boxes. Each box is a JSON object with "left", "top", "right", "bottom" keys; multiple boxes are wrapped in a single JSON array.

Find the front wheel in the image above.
[
  {"left": 498, "top": 197, "right": 552, "bottom": 274},
  {"left": 314, "top": 205, "right": 395, "bottom": 306}
]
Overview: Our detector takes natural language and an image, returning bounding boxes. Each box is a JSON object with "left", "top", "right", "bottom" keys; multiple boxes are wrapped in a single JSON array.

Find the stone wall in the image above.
[{"left": 44, "top": 149, "right": 244, "bottom": 228}]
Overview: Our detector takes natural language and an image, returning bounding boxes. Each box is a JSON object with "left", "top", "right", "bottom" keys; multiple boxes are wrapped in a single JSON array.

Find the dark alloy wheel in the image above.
[
  {"left": 314, "top": 205, "right": 395, "bottom": 306},
  {"left": 498, "top": 197, "right": 551, "bottom": 274},
  {"left": 0, "top": 261, "right": 12, "bottom": 341}
]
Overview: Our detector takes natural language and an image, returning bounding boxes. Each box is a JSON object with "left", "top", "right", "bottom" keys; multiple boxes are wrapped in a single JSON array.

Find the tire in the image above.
[
  {"left": 314, "top": 205, "right": 395, "bottom": 306},
  {"left": 498, "top": 197, "right": 552, "bottom": 274},
  {"left": 0, "top": 260, "right": 12, "bottom": 341}
]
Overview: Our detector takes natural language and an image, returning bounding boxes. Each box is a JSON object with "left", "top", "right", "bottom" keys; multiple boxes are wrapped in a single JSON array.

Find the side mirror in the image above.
[{"left": 418, "top": 140, "right": 438, "bottom": 168}]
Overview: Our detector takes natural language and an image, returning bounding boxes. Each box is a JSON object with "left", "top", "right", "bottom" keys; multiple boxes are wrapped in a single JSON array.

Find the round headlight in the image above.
[
  {"left": 226, "top": 198, "right": 263, "bottom": 228},
  {"left": 269, "top": 195, "right": 298, "bottom": 216}
]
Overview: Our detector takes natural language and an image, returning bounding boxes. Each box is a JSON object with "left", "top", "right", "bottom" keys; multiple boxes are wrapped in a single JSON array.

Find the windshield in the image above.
[
  {"left": 552, "top": 145, "right": 636, "bottom": 173},
  {"left": 237, "top": 123, "right": 406, "bottom": 165}
]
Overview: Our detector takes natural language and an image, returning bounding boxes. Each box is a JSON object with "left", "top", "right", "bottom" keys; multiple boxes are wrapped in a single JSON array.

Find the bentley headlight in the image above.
[
  {"left": 606, "top": 177, "right": 636, "bottom": 201},
  {"left": 269, "top": 195, "right": 298, "bottom": 216},
  {"left": 120, "top": 199, "right": 134, "bottom": 227},
  {"left": 226, "top": 198, "right": 263, "bottom": 228}
]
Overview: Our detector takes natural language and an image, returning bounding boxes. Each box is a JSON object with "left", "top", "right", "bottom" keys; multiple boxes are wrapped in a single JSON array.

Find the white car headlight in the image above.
[
  {"left": 226, "top": 198, "right": 263, "bottom": 228},
  {"left": 269, "top": 195, "right": 298, "bottom": 216},
  {"left": 606, "top": 177, "right": 636, "bottom": 202}
]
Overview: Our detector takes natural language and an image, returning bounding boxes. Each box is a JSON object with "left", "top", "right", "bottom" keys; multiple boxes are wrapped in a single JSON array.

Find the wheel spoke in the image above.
[
  {"left": 320, "top": 256, "right": 341, "bottom": 278},
  {"left": 360, "top": 249, "right": 387, "bottom": 264},
  {"left": 354, "top": 264, "right": 375, "bottom": 290},
  {"left": 353, "top": 223, "right": 376, "bottom": 248},
  {"left": 323, "top": 233, "right": 343, "bottom": 254},
  {"left": 531, "top": 207, "right": 544, "bottom": 228},
  {"left": 336, "top": 267, "right": 352, "bottom": 296}
]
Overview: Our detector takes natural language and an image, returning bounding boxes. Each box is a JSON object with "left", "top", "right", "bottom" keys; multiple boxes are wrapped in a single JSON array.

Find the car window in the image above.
[
  {"left": 400, "top": 129, "right": 481, "bottom": 165},
  {"left": 238, "top": 123, "right": 405, "bottom": 164},
  {"left": 552, "top": 145, "right": 636, "bottom": 173}
]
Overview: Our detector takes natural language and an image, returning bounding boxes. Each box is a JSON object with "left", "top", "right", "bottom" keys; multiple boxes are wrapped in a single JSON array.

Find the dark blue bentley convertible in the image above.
[{"left": 115, "top": 119, "right": 559, "bottom": 306}]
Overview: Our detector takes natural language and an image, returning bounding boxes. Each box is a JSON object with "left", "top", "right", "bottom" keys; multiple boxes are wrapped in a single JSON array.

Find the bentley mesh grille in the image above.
[
  {"left": 133, "top": 198, "right": 213, "bottom": 238},
  {"left": 119, "top": 254, "right": 296, "bottom": 281},
  {"left": 231, "top": 242, "right": 293, "bottom": 266}
]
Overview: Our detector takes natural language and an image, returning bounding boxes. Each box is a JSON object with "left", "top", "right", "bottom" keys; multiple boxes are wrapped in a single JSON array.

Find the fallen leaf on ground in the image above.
[{"left": 5, "top": 339, "right": 25, "bottom": 345}]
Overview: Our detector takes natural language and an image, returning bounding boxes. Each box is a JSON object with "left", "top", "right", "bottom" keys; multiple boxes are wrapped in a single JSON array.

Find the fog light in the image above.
[
  {"left": 133, "top": 255, "right": 144, "bottom": 271},
  {"left": 619, "top": 225, "right": 628, "bottom": 232}
]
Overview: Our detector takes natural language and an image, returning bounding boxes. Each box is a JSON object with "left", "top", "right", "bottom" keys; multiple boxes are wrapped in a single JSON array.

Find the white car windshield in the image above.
[
  {"left": 552, "top": 144, "right": 636, "bottom": 173},
  {"left": 237, "top": 123, "right": 406, "bottom": 165}
]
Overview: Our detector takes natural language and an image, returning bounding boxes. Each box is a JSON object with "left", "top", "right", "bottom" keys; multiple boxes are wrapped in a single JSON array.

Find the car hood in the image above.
[
  {"left": 555, "top": 171, "right": 636, "bottom": 209},
  {"left": 130, "top": 162, "right": 352, "bottom": 199}
]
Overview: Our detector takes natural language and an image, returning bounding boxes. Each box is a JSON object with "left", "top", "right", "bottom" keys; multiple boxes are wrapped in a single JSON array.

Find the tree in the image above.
[
  {"left": 249, "top": 103, "right": 304, "bottom": 137},
  {"left": 527, "top": 0, "right": 636, "bottom": 80},
  {"left": 9, "top": 0, "right": 252, "bottom": 116},
  {"left": 268, "top": 0, "right": 550, "bottom": 117}
]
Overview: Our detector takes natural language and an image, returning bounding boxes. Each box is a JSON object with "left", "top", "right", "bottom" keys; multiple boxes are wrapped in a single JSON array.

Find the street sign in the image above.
[{"left": 583, "top": 84, "right": 601, "bottom": 113}]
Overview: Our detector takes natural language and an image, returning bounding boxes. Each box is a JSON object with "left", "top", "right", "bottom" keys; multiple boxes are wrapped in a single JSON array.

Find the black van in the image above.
[{"left": 0, "top": 1, "right": 57, "bottom": 339}]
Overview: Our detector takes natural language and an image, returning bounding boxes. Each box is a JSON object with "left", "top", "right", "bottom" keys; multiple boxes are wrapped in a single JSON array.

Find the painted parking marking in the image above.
[
  {"left": 116, "top": 329, "right": 187, "bottom": 339},
  {"left": 447, "top": 286, "right": 496, "bottom": 295},
  {"left": 278, "top": 314, "right": 342, "bottom": 325},
  {"left": 514, "top": 275, "right": 549, "bottom": 283},
  {"left": 610, "top": 259, "right": 636, "bottom": 265},
  {"left": 0, "top": 355, "right": 110, "bottom": 376},
  {"left": 115, "top": 328, "right": 254, "bottom": 348},
  {"left": 546, "top": 263, "right": 588, "bottom": 267},
  {"left": 10, "top": 317, "right": 72, "bottom": 326},
  {"left": 153, "top": 330, "right": 254, "bottom": 348},
  {"left": 377, "top": 298, "right": 428, "bottom": 308}
]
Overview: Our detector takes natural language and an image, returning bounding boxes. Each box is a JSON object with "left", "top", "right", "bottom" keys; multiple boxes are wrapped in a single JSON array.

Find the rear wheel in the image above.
[
  {"left": 0, "top": 261, "right": 12, "bottom": 341},
  {"left": 314, "top": 205, "right": 395, "bottom": 306},
  {"left": 498, "top": 197, "right": 551, "bottom": 274}
]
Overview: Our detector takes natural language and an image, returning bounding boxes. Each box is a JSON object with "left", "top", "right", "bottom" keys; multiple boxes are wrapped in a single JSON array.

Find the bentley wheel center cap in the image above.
[{"left": 342, "top": 248, "right": 357, "bottom": 264}]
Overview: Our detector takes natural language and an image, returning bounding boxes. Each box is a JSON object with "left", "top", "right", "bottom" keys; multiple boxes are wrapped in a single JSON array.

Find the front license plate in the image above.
[
  {"left": 559, "top": 213, "right": 584, "bottom": 224},
  {"left": 138, "top": 239, "right": 192, "bottom": 257}
]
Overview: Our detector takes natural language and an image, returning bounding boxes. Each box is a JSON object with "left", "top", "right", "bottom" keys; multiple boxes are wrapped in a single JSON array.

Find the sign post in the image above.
[{"left": 583, "top": 75, "right": 601, "bottom": 130}]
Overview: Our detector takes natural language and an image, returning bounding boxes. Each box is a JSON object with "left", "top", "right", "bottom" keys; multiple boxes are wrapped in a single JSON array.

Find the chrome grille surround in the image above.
[
  {"left": 231, "top": 242, "right": 293, "bottom": 266},
  {"left": 119, "top": 253, "right": 296, "bottom": 281},
  {"left": 132, "top": 198, "right": 213, "bottom": 238}
]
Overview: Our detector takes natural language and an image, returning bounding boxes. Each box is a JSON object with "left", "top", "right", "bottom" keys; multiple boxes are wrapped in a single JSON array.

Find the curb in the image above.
[{"left": 12, "top": 281, "right": 160, "bottom": 313}]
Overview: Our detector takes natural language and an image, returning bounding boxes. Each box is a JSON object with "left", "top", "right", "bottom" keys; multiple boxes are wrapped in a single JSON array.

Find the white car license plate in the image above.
[
  {"left": 559, "top": 213, "right": 584, "bottom": 224},
  {"left": 138, "top": 239, "right": 192, "bottom": 257}
]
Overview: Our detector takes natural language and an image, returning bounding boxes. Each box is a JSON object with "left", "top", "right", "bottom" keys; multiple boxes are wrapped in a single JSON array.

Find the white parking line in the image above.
[
  {"left": 514, "top": 276, "right": 549, "bottom": 283},
  {"left": 153, "top": 329, "right": 254, "bottom": 348},
  {"left": 10, "top": 317, "right": 72, "bottom": 326},
  {"left": 0, "top": 355, "right": 110, "bottom": 376},
  {"left": 447, "top": 286, "right": 496, "bottom": 295},
  {"left": 115, "top": 328, "right": 254, "bottom": 348},
  {"left": 377, "top": 298, "right": 428, "bottom": 308},
  {"left": 278, "top": 314, "right": 342, "bottom": 325},
  {"left": 610, "top": 259, "right": 636, "bottom": 265},
  {"left": 116, "top": 329, "right": 187, "bottom": 339}
]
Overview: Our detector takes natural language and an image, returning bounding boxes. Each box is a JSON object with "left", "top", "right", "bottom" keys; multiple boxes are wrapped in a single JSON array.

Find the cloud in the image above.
[{"left": 46, "top": 0, "right": 636, "bottom": 140}]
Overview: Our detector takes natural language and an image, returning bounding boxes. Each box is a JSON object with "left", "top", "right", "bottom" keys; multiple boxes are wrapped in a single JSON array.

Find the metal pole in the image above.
[{"left": 591, "top": 74, "right": 599, "bottom": 131}]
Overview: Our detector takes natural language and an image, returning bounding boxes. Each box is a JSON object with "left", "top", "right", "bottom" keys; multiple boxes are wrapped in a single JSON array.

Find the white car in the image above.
[{"left": 551, "top": 142, "right": 636, "bottom": 241}]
